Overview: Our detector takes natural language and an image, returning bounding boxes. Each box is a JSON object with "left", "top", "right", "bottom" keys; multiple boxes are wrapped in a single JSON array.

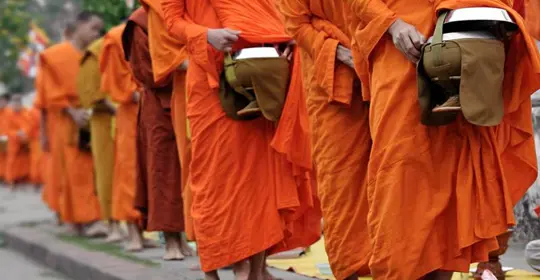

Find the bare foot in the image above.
[
  {"left": 205, "top": 270, "right": 220, "bottom": 280},
  {"left": 265, "top": 267, "right": 283, "bottom": 280},
  {"left": 163, "top": 232, "right": 185, "bottom": 261},
  {"left": 142, "top": 238, "right": 160, "bottom": 248},
  {"left": 233, "top": 260, "right": 250, "bottom": 280},
  {"left": 125, "top": 223, "right": 144, "bottom": 252},
  {"left": 104, "top": 222, "right": 124, "bottom": 243},
  {"left": 180, "top": 235, "right": 196, "bottom": 257},
  {"left": 63, "top": 224, "right": 83, "bottom": 236},
  {"left": 190, "top": 264, "right": 201, "bottom": 271},
  {"left": 125, "top": 240, "right": 143, "bottom": 252},
  {"left": 84, "top": 222, "right": 108, "bottom": 238}
]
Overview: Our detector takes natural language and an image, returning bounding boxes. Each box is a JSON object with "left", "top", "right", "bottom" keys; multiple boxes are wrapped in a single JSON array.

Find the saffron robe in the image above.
[
  {"left": 78, "top": 38, "right": 116, "bottom": 221},
  {"left": 35, "top": 41, "right": 101, "bottom": 223},
  {"left": 4, "top": 108, "right": 32, "bottom": 184},
  {"left": 123, "top": 7, "right": 185, "bottom": 232},
  {"left": 28, "top": 107, "right": 44, "bottom": 185},
  {"left": 140, "top": 0, "right": 194, "bottom": 239},
  {"left": 100, "top": 24, "right": 141, "bottom": 222},
  {"left": 162, "top": 0, "right": 321, "bottom": 272},
  {"left": 347, "top": 0, "right": 540, "bottom": 278},
  {"left": 277, "top": 0, "right": 372, "bottom": 278},
  {"left": 0, "top": 108, "right": 8, "bottom": 180}
]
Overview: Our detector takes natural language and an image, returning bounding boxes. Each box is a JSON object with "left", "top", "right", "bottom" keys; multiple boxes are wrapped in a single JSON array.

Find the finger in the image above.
[
  {"left": 409, "top": 31, "right": 424, "bottom": 50},
  {"left": 224, "top": 28, "right": 241, "bottom": 35},
  {"left": 402, "top": 35, "right": 421, "bottom": 59},
  {"left": 223, "top": 33, "right": 239, "bottom": 42}
]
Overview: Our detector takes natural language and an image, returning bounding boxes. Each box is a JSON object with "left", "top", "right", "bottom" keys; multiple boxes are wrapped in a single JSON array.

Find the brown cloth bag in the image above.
[
  {"left": 417, "top": 11, "right": 506, "bottom": 126},
  {"left": 220, "top": 53, "right": 290, "bottom": 121}
]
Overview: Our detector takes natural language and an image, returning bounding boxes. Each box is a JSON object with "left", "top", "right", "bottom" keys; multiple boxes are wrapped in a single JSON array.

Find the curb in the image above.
[{"left": 1, "top": 226, "right": 195, "bottom": 280}]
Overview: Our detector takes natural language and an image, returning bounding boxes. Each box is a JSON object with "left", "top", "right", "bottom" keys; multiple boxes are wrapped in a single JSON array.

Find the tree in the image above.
[
  {"left": 0, "top": 0, "right": 33, "bottom": 92},
  {"left": 82, "top": 0, "right": 139, "bottom": 30}
]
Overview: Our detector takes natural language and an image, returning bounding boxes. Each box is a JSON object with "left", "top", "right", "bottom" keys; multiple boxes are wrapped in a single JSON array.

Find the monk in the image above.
[
  {"left": 523, "top": 0, "right": 540, "bottom": 40},
  {"left": 5, "top": 94, "right": 32, "bottom": 188},
  {"left": 77, "top": 37, "right": 123, "bottom": 241},
  {"left": 0, "top": 94, "right": 10, "bottom": 182},
  {"left": 139, "top": 0, "right": 195, "bottom": 245},
  {"left": 276, "top": 1, "right": 371, "bottom": 279},
  {"left": 35, "top": 11, "right": 105, "bottom": 236},
  {"left": 162, "top": 0, "right": 322, "bottom": 278},
  {"left": 28, "top": 107, "right": 44, "bottom": 187},
  {"left": 346, "top": 0, "right": 540, "bottom": 279},
  {"left": 122, "top": 7, "right": 194, "bottom": 260},
  {"left": 100, "top": 23, "right": 147, "bottom": 251}
]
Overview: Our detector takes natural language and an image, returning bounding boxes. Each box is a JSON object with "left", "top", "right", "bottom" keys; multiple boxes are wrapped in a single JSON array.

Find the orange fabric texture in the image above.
[
  {"left": 162, "top": 0, "right": 321, "bottom": 272},
  {"left": 28, "top": 107, "right": 44, "bottom": 185},
  {"left": 36, "top": 42, "right": 101, "bottom": 223},
  {"left": 140, "top": 0, "right": 194, "bottom": 239},
  {"left": 0, "top": 108, "right": 8, "bottom": 180},
  {"left": 101, "top": 24, "right": 141, "bottom": 222},
  {"left": 277, "top": 0, "right": 371, "bottom": 279},
  {"left": 4, "top": 108, "right": 32, "bottom": 184},
  {"left": 347, "top": 0, "right": 540, "bottom": 278},
  {"left": 524, "top": 0, "right": 540, "bottom": 39}
]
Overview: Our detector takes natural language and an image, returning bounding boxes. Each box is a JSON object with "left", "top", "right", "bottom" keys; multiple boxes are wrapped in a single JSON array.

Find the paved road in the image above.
[{"left": 0, "top": 248, "right": 68, "bottom": 280}]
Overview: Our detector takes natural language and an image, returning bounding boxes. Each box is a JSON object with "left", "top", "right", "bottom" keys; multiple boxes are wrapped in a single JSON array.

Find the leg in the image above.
[
  {"left": 105, "top": 220, "right": 124, "bottom": 243},
  {"left": 125, "top": 222, "right": 144, "bottom": 252},
  {"left": 248, "top": 251, "right": 266, "bottom": 280},
  {"left": 233, "top": 260, "right": 250, "bottom": 280},
  {"left": 205, "top": 270, "right": 220, "bottom": 280},
  {"left": 424, "top": 270, "right": 454, "bottom": 280},
  {"left": 163, "top": 232, "right": 185, "bottom": 261}
]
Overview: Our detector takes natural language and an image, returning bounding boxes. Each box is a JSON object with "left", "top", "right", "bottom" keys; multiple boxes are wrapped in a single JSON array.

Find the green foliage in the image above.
[
  {"left": 0, "top": 0, "right": 33, "bottom": 92},
  {"left": 82, "top": 0, "right": 140, "bottom": 31}
]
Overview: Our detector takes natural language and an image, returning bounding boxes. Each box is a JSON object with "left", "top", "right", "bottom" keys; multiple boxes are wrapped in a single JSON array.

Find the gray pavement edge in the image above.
[{"left": 1, "top": 226, "right": 198, "bottom": 280}]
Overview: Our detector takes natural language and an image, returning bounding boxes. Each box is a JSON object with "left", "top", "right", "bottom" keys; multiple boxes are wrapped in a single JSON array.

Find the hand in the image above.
[
  {"left": 207, "top": 28, "right": 241, "bottom": 52},
  {"left": 178, "top": 60, "right": 189, "bottom": 71},
  {"left": 68, "top": 108, "right": 90, "bottom": 128},
  {"left": 132, "top": 91, "right": 141, "bottom": 104},
  {"left": 336, "top": 44, "right": 354, "bottom": 69},
  {"left": 387, "top": 19, "right": 426, "bottom": 63},
  {"left": 281, "top": 44, "right": 294, "bottom": 61}
]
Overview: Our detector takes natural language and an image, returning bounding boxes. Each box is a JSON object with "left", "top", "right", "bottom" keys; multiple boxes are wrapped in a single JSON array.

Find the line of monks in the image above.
[{"left": 3, "top": 0, "right": 539, "bottom": 279}]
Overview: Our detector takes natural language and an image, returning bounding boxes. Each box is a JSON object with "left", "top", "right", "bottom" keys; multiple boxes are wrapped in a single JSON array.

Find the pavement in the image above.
[
  {"left": 0, "top": 184, "right": 538, "bottom": 280},
  {"left": 0, "top": 184, "right": 313, "bottom": 280}
]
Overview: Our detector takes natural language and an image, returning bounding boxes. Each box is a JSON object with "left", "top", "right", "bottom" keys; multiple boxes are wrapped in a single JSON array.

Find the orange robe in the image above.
[
  {"left": 277, "top": 1, "right": 371, "bottom": 278},
  {"left": 4, "top": 108, "right": 32, "bottom": 184},
  {"left": 35, "top": 41, "right": 101, "bottom": 223},
  {"left": 0, "top": 108, "right": 8, "bottom": 180},
  {"left": 162, "top": 0, "right": 321, "bottom": 272},
  {"left": 28, "top": 107, "right": 44, "bottom": 185},
  {"left": 347, "top": 0, "right": 540, "bottom": 278},
  {"left": 100, "top": 24, "right": 141, "bottom": 223},
  {"left": 139, "top": 0, "right": 194, "bottom": 239},
  {"left": 123, "top": 8, "right": 185, "bottom": 232},
  {"left": 524, "top": 0, "right": 540, "bottom": 39}
]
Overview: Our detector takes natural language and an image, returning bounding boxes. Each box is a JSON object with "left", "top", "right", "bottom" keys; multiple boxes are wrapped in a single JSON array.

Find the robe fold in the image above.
[
  {"left": 140, "top": 0, "right": 194, "bottom": 239},
  {"left": 347, "top": 0, "right": 540, "bottom": 278},
  {"left": 35, "top": 41, "right": 101, "bottom": 223},
  {"left": 122, "top": 7, "right": 185, "bottom": 232},
  {"left": 0, "top": 108, "right": 7, "bottom": 181},
  {"left": 162, "top": 0, "right": 321, "bottom": 271},
  {"left": 4, "top": 108, "right": 32, "bottom": 184},
  {"left": 28, "top": 107, "right": 44, "bottom": 185},
  {"left": 523, "top": 0, "right": 540, "bottom": 39},
  {"left": 100, "top": 24, "right": 141, "bottom": 223},
  {"left": 78, "top": 38, "right": 116, "bottom": 221},
  {"left": 277, "top": 0, "right": 371, "bottom": 278}
]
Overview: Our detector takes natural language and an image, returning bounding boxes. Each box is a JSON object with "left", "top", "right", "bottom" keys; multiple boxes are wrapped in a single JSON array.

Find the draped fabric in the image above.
[{"left": 347, "top": 0, "right": 540, "bottom": 278}]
